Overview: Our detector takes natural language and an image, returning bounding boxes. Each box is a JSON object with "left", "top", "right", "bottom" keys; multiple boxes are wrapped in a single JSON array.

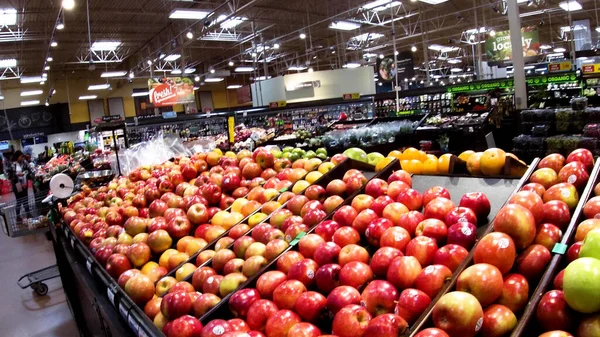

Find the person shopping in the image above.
[{"left": 7, "top": 151, "right": 32, "bottom": 221}]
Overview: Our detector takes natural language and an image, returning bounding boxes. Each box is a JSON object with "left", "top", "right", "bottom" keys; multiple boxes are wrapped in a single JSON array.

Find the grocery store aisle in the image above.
[{"left": 0, "top": 228, "right": 79, "bottom": 337}]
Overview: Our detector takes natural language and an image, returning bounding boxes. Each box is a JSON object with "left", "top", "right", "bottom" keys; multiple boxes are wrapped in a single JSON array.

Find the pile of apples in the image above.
[
  {"left": 147, "top": 169, "right": 371, "bottom": 333},
  {"left": 419, "top": 148, "right": 594, "bottom": 337},
  {"left": 147, "top": 163, "right": 501, "bottom": 337},
  {"left": 527, "top": 181, "right": 600, "bottom": 337},
  {"left": 60, "top": 147, "right": 342, "bottom": 310}
]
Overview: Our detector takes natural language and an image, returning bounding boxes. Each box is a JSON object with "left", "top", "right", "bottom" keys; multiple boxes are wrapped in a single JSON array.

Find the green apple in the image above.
[
  {"left": 292, "top": 148, "right": 305, "bottom": 158},
  {"left": 271, "top": 149, "right": 283, "bottom": 158},
  {"left": 366, "top": 152, "right": 385, "bottom": 166},
  {"left": 282, "top": 152, "right": 292, "bottom": 159},
  {"left": 317, "top": 153, "right": 327, "bottom": 160},
  {"left": 305, "top": 150, "right": 316, "bottom": 159},
  {"left": 580, "top": 229, "right": 600, "bottom": 260},
  {"left": 289, "top": 153, "right": 300, "bottom": 162},
  {"left": 316, "top": 148, "right": 328, "bottom": 156},
  {"left": 343, "top": 147, "right": 368, "bottom": 163},
  {"left": 283, "top": 146, "right": 294, "bottom": 153},
  {"left": 563, "top": 257, "right": 600, "bottom": 313},
  {"left": 219, "top": 272, "right": 248, "bottom": 297}
]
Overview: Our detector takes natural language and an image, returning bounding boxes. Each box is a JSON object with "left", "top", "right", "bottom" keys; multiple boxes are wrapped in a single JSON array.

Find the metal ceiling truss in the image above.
[
  {"left": 0, "top": 66, "right": 22, "bottom": 81},
  {"left": 75, "top": 48, "right": 129, "bottom": 64}
]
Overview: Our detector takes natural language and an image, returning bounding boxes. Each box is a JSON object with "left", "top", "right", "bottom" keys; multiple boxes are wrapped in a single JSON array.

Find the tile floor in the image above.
[{"left": 0, "top": 190, "right": 79, "bottom": 337}]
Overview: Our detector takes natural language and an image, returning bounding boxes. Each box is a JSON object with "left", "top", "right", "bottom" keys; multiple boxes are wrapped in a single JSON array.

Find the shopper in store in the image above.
[{"left": 7, "top": 150, "right": 32, "bottom": 221}]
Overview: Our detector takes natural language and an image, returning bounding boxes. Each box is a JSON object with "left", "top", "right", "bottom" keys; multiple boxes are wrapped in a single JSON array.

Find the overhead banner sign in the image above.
[
  {"left": 582, "top": 64, "right": 600, "bottom": 74},
  {"left": 148, "top": 77, "right": 195, "bottom": 107},
  {"left": 377, "top": 51, "right": 414, "bottom": 82},
  {"left": 485, "top": 27, "right": 540, "bottom": 66},
  {"left": 549, "top": 61, "right": 572, "bottom": 73}
]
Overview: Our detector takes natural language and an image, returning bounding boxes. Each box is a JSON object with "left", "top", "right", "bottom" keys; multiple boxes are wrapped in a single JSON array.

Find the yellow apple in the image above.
[
  {"left": 248, "top": 212, "right": 268, "bottom": 227},
  {"left": 231, "top": 198, "right": 249, "bottom": 214},
  {"left": 292, "top": 180, "right": 311, "bottom": 194},
  {"left": 305, "top": 171, "right": 323, "bottom": 184},
  {"left": 318, "top": 162, "right": 336, "bottom": 174},
  {"left": 175, "top": 263, "right": 196, "bottom": 281}
]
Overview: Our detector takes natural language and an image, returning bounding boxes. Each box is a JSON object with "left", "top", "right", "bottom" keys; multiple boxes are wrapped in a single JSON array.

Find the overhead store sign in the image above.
[
  {"left": 343, "top": 93, "right": 360, "bottom": 100},
  {"left": 582, "top": 64, "right": 600, "bottom": 74},
  {"left": 376, "top": 51, "right": 414, "bottom": 82},
  {"left": 549, "top": 61, "right": 572, "bottom": 72},
  {"left": 447, "top": 72, "right": 578, "bottom": 93},
  {"left": 485, "top": 27, "right": 540, "bottom": 66},
  {"left": 526, "top": 72, "right": 578, "bottom": 85},
  {"left": 269, "top": 101, "right": 287, "bottom": 108},
  {"left": 148, "top": 77, "right": 195, "bottom": 107}
]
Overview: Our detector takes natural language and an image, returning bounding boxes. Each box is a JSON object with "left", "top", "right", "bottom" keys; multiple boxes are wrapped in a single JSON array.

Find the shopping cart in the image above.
[{"left": 0, "top": 190, "right": 60, "bottom": 296}]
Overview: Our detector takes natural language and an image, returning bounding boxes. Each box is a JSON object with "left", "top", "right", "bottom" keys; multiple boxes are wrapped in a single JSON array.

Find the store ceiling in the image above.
[{"left": 1, "top": 0, "right": 599, "bottom": 85}]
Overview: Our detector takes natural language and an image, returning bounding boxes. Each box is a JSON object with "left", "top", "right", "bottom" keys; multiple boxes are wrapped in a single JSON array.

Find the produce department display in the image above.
[{"left": 55, "top": 143, "right": 598, "bottom": 337}]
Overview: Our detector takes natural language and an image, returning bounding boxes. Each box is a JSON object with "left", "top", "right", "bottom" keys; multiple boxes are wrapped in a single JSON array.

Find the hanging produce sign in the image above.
[
  {"left": 485, "top": 26, "right": 540, "bottom": 66},
  {"left": 343, "top": 93, "right": 360, "bottom": 100},
  {"left": 548, "top": 61, "right": 572, "bottom": 73},
  {"left": 377, "top": 51, "right": 414, "bottom": 82},
  {"left": 148, "top": 77, "right": 195, "bottom": 107},
  {"left": 269, "top": 101, "right": 287, "bottom": 108},
  {"left": 525, "top": 72, "right": 578, "bottom": 86},
  {"left": 582, "top": 64, "right": 600, "bottom": 74}
]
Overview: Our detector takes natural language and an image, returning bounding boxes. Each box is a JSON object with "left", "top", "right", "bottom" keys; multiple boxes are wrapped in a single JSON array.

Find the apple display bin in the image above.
[
  {"left": 409, "top": 157, "right": 599, "bottom": 337},
  {"left": 510, "top": 159, "right": 600, "bottom": 337},
  {"left": 56, "top": 157, "right": 371, "bottom": 337},
  {"left": 169, "top": 159, "right": 378, "bottom": 311},
  {"left": 196, "top": 158, "right": 533, "bottom": 334},
  {"left": 161, "top": 157, "right": 359, "bottom": 279}
]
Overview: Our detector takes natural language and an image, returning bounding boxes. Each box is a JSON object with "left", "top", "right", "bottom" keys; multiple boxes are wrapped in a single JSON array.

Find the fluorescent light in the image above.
[
  {"left": 0, "top": 59, "right": 17, "bottom": 68},
  {"left": 235, "top": 66, "right": 254, "bottom": 72},
  {"left": 559, "top": 1, "right": 582, "bottom": 11},
  {"left": 101, "top": 71, "right": 127, "bottom": 78},
  {"left": 184, "top": 68, "right": 195, "bottom": 74},
  {"left": 329, "top": 21, "right": 361, "bottom": 31},
  {"left": 92, "top": 41, "right": 121, "bottom": 51},
  {"left": 51, "top": 41, "right": 58, "bottom": 47},
  {"left": 362, "top": 0, "right": 393, "bottom": 9},
  {"left": 288, "top": 66, "right": 307, "bottom": 71},
  {"left": 204, "top": 78, "right": 224, "bottom": 82},
  {"left": 131, "top": 91, "right": 149, "bottom": 97},
  {"left": 524, "top": 65, "right": 535, "bottom": 70},
  {"left": 164, "top": 54, "right": 181, "bottom": 62},
  {"left": 169, "top": 9, "right": 210, "bottom": 20},
  {"left": 429, "top": 44, "right": 459, "bottom": 52},
  {"left": 343, "top": 62, "right": 361, "bottom": 69},
  {"left": 540, "top": 44, "right": 552, "bottom": 50},
  {"left": 554, "top": 47, "right": 567, "bottom": 53},
  {"left": 227, "top": 85, "right": 243, "bottom": 89},
  {"left": 418, "top": 0, "right": 448, "bottom": 4},
  {"left": 596, "top": 27, "right": 600, "bottom": 33},
  {"left": 20, "top": 76, "right": 44, "bottom": 84},
  {"left": 217, "top": 15, "right": 247, "bottom": 29},
  {"left": 20, "top": 90, "right": 43, "bottom": 97},
  {"left": 0, "top": 95, "right": 3, "bottom": 100},
  {"left": 79, "top": 95, "right": 97, "bottom": 100},
  {"left": 171, "top": 69, "right": 182, "bottom": 74},
  {"left": 21, "top": 100, "right": 39, "bottom": 106},
  {"left": 62, "top": 0, "right": 75, "bottom": 10},
  {"left": 364, "top": 53, "right": 377, "bottom": 58},
  {"left": 547, "top": 52, "right": 566, "bottom": 58},
  {"left": 450, "top": 68, "right": 462, "bottom": 72},
  {"left": 447, "top": 59, "right": 461, "bottom": 64},
  {"left": 254, "top": 76, "right": 271, "bottom": 81},
  {"left": 583, "top": 59, "right": 594, "bottom": 63},
  {"left": 351, "top": 33, "right": 384, "bottom": 41},
  {"left": 0, "top": 8, "right": 17, "bottom": 26},
  {"left": 88, "top": 84, "right": 110, "bottom": 90}
]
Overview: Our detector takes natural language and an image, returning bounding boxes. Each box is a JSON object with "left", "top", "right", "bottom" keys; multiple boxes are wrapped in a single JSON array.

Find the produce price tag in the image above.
[
  {"left": 279, "top": 188, "right": 287, "bottom": 193},
  {"left": 289, "top": 232, "right": 307, "bottom": 246},
  {"left": 552, "top": 243, "right": 568, "bottom": 255}
]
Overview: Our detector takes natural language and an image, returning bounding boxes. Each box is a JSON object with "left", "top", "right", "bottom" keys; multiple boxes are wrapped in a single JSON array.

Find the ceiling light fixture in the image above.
[
  {"left": 235, "top": 66, "right": 254, "bottom": 72},
  {"left": 343, "top": 62, "right": 361, "bottom": 69},
  {"left": 56, "top": 21, "right": 64, "bottom": 30},
  {"left": 147, "top": 60, "right": 152, "bottom": 65},
  {"left": 194, "top": 76, "right": 200, "bottom": 82},
  {"left": 62, "top": 0, "right": 75, "bottom": 10},
  {"left": 362, "top": 0, "right": 401, "bottom": 11},
  {"left": 20, "top": 76, "right": 44, "bottom": 84},
  {"left": 184, "top": 68, "right": 195, "bottom": 74},
  {"left": 329, "top": 21, "right": 361, "bottom": 31},
  {"left": 169, "top": 9, "right": 210, "bottom": 20},
  {"left": 308, "top": 67, "right": 314, "bottom": 73},
  {"left": 50, "top": 41, "right": 58, "bottom": 47},
  {"left": 88, "top": 84, "right": 110, "bottom": 90},
  {"left": 0, "top": 59, "right": 17, "bottom": 68},
  {"left": 209, "top": 68, "right": 216, "bottom": 74},
  {"left": 227, "top": 85, "right": 243, "bottom": 89},
  {"left": 204, "top": 78, "right": 224, "bottom": 82},
  {"left": 101, "top": 71, "right": 127, "bottom": 78},
  {"left": 164, "top": 54, "right": 181, "bottom": 62},
  {"left": 45, "top": 101, "right": 49, "bottom": 106},
  {"left": 47, "top": 56, "right": 53, "bottom": 62},
  {"left": 91, "top": 41, "right": 121, "bottom": 51},
  {"left": 299, "top": 33, "right": 306, "bottom": 39},
  {"left": 79, "top": 95, "right": 97, "bottom": 100},
  {"left": 489, "top": 30, "right": 496, "bottom": 37},
  {"left": 44, "top": 65, "right": 50, "bottom": 71},
  {"left": 0, "top": 8, "right": 16, "bottom": 26},
  {"left": 554, "top": 47, "right": 567, "bottom": 52},
  {"left": 379, "top": 54, "right": 384, "bottom": 59},
  {"left": 254, "top": 76, "right": 272, "bottom": 81},
  {"left": 351, "top": 32, "right": 384, "bottom": 41},
  {"left": 418, "top": 0, "right": 449, "bottom": 4},
  {"left": 559, "top": 0, "right": 582, "bottom": 11},
  {"left": 171, "top": 69, "right": 182, "bottom": 74},
  {"left": 540, "top": 44, "right": 552, "bottom": 50},
  {"left": 21, "top": 100, "right": 40, "bottom": 106},
  {"left": 273, "top": 43, "right": 280, "bottom": 49},
  {"left": 186, "top": 31, "right": 194, "bottom": 39},
  {"left": 129, "top": 72, "right": 134, "bottom": 78},
  {"left": 131, "top": 91, "right": 149, "bottom": 97},
  {"left": 20, "top": 90, "right": 43, "bottom": 97},
  {"left": 411, "top": 46, "right": 417, "bottom": 52},
  {"left": 228, "top": 61, "right": 234, "bottom": 66},
  {"left": 288, "top": 66, "right": 307, "bottom": 71},
  {"left": 218, "top": 16, "right": 248, "bottom": 29}
]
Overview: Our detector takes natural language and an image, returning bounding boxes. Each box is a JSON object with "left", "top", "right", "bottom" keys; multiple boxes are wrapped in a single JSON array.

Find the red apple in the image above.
[
  {"left": 246, "top": 299, "right": 278, "bottom": 332},
  {"left": 395, "top": 288, "right": 431, "bottom": 325},
  {"left": 363, "top": 313, "right": 408, "bottom": 337},
  {"left": 542, "top": 200, "right": 571, "bottom": 229},
  {"left": 481, "top": 304, "right": 517, "bottom": 337},
  {"left": 414, "top": 328, "right": 450, "bottom": 337},
  {"left": 365, "top": 218, "right": 394, "bottom": 247},
  {"left": 272, "top": 280, "right": 306, "bottom": 310},
  {"left": 566, "top": 241, "right": 583, "bottom": 263},
  {"left": 424, "top": 197, "right": 455, "bottom": 222},
  {"left": 298, "top": 234, "right": 325, "bottom": 259},
  {"left": 543, "top": 183, "right": 579, "bottom": 210},
  {"left": 539, "top": 153, "right": 566, "bottom": 173},
  {"left": 414, "top": 264, "right": 452, "bottom": 299},
  {"left": 397, "top": 188, "right": 424, "bottom": 211},
  {"left": 365, "top": 178, "right": 388, "bottom": 198},
  {"left": 459, "top": 192, "right": 491, "bottom": 219},
  {"left": 361, "top": 280, "right": 399, "bottom": 316},
  {"left": 473, "top": 232, "right": 517, "bottom": 274},
  {"left": 422, "top": 186, "right": 451, "bottom": 206},
  {"left": 294, "top": 291, "right": 327, "bottom": 323},
  {"left": 387, "top": 256, "right": 422, "bottom": 290},
  {"left": 313, "top": 242, "right": 341, "bottom": 266},
  {"left": 457, "top": 263, "right": 504, "bottom": 306},
  {"left": 276, "top": 251, "right": 304, "bottom": 274},
  {"left": 331, "top": 304, "right": 372, "bottom": 337},
  {"left": 106, "top": 253, "right": 131, "bottom": 279},
  {"left": 497, "top": 273, "right": 529, "bottom": 313},
  {"left": 535, "top": 223, "right": 563, "bottom": 251},
  {"left": 405, "top": 236, "right": 438, "bottom": 267},
  {"left": 326, "top": 285, "right": 361, "bottom": 315},
  {"left": 326, "top": 179, "right": 347, "bottom": 196},
  {"left": 515, "top": 244, "right": 551, "bottom": 282},
  {"left": 370, "top": 247, "right": 403, "bottom": 278},
  {"left": 554, "top": 269, "right": 565, "bottom": 290},
  {"left": 314, "top": 220, "right": 341, "bottom": 242},
  {"left": 265, "top": 309, "right": 302, "bottom": 337},
  {"left": 567, "top": 148, "right": 594, "bottom": 171},
  {"left": 161, "top": 291, "right": 192, "bottom": 320},
  {"left": 415, "top": 219, "right": 448, "bottom": 245},
  {"left": 521, "top": 182, "right": 546, "bottom": 197},
  {"left": 370, "top": 195, "right": 395, "bottom": 217},
  {"left": 229, "top": 288, "right": 261, "bottom": 319},
  {"left": 387, "top": 170, "right": 412, "bottom": 186},
  {"left": 432, "top": 291, "right": 483, "bottom": 337},
  {"left": 350, "top": 194, "right": 374, "bottom": 213},
  {"left": 338, "top": 244, "right": 369, "bottom": 266},
  {"left": 352, "top": 209, "right": 378, "bottom": 235},
  {"left": 287, "top": 258, "right": 318, "bottom": 287},
  {"left": 339, "top": 261, "right": 373, "bottom": 290},
  {"left": 446, "top": 222, "right": 477, "bottom": 249},
  {"left": 536, "top": 290, "right": 576, "bottom": 332},
  {"left": 494, "top": 204, "right": 537, "bottom": 250}
]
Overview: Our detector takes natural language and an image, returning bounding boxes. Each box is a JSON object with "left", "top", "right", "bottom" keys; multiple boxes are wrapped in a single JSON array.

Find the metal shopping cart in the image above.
[{"left": 0, "top": 190, "right": 60, "bottom": 295}]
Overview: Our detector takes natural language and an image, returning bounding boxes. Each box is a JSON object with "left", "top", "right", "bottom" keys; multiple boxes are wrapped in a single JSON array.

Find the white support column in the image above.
[{"left": 507, "top": 0, "right": 527, "bottom": 109}]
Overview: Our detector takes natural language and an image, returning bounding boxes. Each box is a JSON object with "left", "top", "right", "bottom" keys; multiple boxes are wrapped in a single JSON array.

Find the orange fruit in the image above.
[
  {"left": 401, "top": 159, "right": 423, "bottom": 174},
  {"left": 480, "top": 148, "right": 507, "bottom": 176},
  {"left": 400, "top": 147, "right": 421, "bottom": 161},
  {"left": 467, "top": 152, "right": 483, "bottom": 175},
  {"left": 422, "top": 158, "right": 438, "bottom": 175},
  {"left": 458, "top": 150, "right": 475, "bottom": 162},
  {"left": 388, "top": 150, "right": 403, "bottom": 159},
  {"left": 438, "top": 154, "right": 453, "bottom": 174},
  {"left": 375, "top": 157, "right": 396, "bottom": 172}
]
